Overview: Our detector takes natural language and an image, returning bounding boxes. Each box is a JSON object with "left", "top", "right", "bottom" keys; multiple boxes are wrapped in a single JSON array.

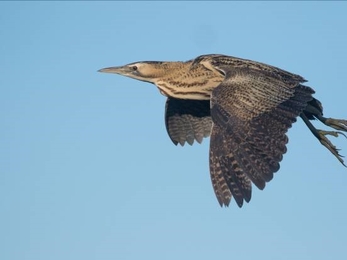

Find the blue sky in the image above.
[{"left": 1, "top": 2, "right": 347, "bottom": 260}]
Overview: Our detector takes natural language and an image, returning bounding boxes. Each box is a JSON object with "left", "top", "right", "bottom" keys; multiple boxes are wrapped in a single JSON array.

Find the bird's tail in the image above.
[{"left": 302, "top": 98, "right": 323, "bottom": 120}]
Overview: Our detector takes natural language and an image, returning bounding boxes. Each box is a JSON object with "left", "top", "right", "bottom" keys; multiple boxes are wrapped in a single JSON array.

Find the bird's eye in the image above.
[{"left": 132, "top": 66, "right": 138, "bottom": 71}]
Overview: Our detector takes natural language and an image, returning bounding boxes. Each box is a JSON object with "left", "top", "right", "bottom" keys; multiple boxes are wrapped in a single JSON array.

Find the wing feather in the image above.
[
  {"left": 209, "top": 68, "right": 314, "bottom": 207},
  {"left": 165, "top": 98, "right": 212, "bottom": 146},
  {"left": 210, "top": 123, "right": 252, "bottom": 207}
]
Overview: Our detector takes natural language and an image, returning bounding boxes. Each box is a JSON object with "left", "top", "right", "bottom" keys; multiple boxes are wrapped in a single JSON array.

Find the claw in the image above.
[
  {"left": 324, "top": 118, "right": 347, "bottom": 132},
  {"left": 301, "top": 114, "right": 347, "bottom": 167},
  {"left": 319, "top": 130, "right": 347, "bottom": 139},
  {"left": 318, "top": 130, "right": 346, "bottom": 167}
]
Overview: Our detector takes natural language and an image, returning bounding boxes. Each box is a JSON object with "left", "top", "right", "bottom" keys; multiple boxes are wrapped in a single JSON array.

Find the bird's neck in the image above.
[{"left": 154, "top": 62, "right": 224, "bottom": 100}]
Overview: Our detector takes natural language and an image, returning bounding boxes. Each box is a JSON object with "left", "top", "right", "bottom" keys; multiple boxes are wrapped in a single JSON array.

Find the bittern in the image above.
[{"left": 99, "top": 54, "right": 347, "bottom": 207}]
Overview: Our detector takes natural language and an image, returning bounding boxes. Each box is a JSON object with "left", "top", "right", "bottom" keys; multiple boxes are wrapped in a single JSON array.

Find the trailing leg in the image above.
[{"left": 300, "top": 108, "right": 347, "bottom": 167}]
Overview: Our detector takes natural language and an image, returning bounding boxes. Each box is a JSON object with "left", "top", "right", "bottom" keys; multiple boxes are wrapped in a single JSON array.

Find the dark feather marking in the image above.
[
  {"left": 209, "top": 70, "right": 315, "bottom": 206},
  {"left": 165, "top": 98, "right": 211, "bottom": 146}
]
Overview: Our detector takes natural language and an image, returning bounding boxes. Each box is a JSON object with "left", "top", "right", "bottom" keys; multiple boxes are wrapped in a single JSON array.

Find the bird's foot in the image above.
[
  {"left": 323, "top": 118, "right": 347, "bottom": 132},
  {"left": 317, "top": 130, "right": 347, "bottom": 167}
]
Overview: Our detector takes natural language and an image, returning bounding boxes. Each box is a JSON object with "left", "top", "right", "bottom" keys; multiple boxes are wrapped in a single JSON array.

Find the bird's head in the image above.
[{"left": 98, "top": 61, "right": 169, "bottom": 84}]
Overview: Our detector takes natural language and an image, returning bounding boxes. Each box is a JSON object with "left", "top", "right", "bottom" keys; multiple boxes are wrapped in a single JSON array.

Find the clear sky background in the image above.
[{"left": 1, "top": 2, "right": 347, "bottom": 260}]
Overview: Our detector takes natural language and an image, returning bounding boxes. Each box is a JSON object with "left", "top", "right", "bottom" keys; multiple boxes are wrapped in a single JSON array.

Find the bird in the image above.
[{"left": 98, "top": 54, "right": 347, "bottom": 208}]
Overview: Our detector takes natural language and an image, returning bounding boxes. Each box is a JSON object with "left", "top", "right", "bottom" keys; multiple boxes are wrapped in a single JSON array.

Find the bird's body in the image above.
[{"left": 99, "top": 54, "right": 347, "bottom": 207}]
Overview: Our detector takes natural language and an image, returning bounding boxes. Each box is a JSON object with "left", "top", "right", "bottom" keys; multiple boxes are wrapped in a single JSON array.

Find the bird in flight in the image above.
[{"left": 99, "top": 54, "right": 347, "bottom": 207}]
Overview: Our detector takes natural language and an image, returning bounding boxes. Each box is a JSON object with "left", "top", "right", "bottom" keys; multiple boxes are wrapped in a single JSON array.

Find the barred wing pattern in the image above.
[
  {"left": 209, "top": 69, "right": 314, "bottom": 207},
  {"left": 165, "top": 97, "right": 212, "bottom": 146}
]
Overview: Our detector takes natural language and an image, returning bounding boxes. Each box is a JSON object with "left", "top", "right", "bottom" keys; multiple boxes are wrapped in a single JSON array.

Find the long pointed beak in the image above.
[{"left": 98, "top": 66, "right": 131, "bottom": 75}]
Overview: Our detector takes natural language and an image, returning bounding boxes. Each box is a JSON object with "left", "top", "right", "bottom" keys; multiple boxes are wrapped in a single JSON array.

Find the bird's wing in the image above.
[
  {"left": 165, "top": 97, "right": 212, "bottom": 146},
  {"left": 209, "top": 68, "right": 314, "bottom": 207}
]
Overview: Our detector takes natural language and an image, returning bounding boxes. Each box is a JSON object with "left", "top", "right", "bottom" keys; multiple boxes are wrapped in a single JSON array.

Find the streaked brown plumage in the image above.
[{"left": 99, "top": 54, "right": 347, "bottom": 207}]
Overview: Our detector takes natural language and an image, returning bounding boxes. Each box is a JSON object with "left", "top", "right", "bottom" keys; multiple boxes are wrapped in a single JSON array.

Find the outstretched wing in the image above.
[
  {"left": 209, "top": 68, "right": 314, "bottom": 207},
  {"left": 165, "top": 97, "right": 212, "bottom": 146}
]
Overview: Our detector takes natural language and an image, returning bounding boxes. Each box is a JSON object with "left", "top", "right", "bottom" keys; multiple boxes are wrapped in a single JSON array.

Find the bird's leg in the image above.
[
  {"left": 300, "top": 113, "right": 347, "bottom": 167},
  {"left": 304, "top": 101, "right": 347, "bottom": 132}
]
